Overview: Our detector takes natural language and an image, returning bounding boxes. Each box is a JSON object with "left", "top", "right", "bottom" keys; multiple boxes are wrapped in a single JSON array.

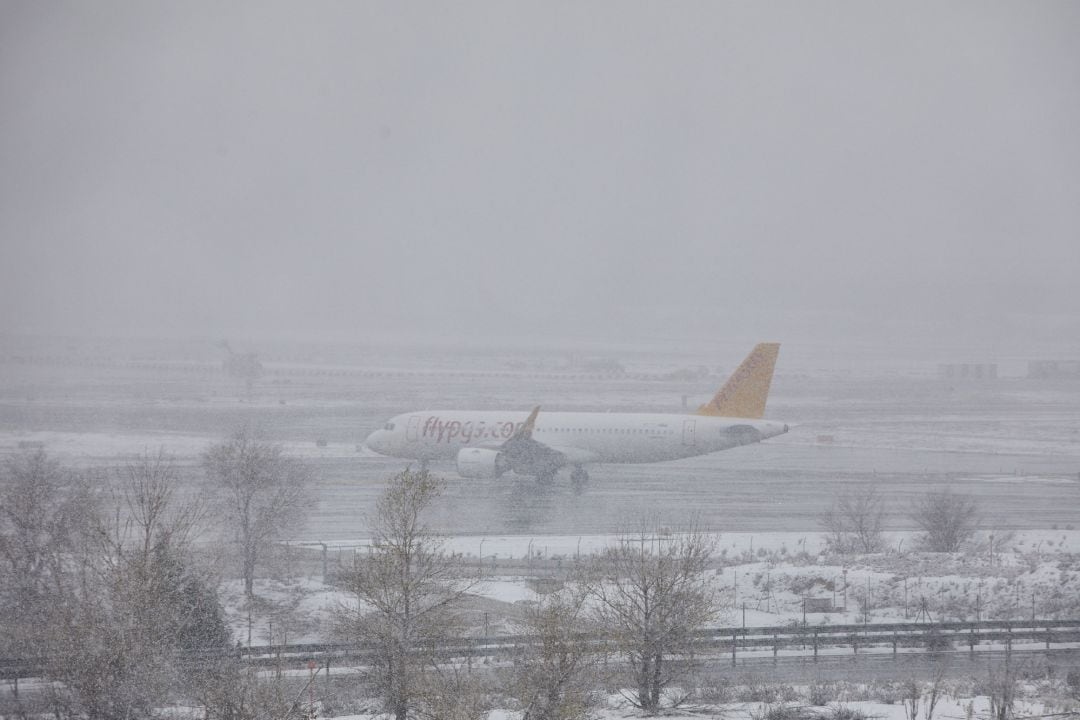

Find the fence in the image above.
[{"left": 7, "top": 618, "right": 1077, "bottom": 681}]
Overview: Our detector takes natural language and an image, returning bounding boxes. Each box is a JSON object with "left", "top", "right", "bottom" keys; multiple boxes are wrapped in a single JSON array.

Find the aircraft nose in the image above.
[{"left": 365, "top": 429, "right": 386, "bottom": 454}]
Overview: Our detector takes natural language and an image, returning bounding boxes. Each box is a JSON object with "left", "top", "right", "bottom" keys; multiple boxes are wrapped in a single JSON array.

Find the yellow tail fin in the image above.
[{"left": 696, "top": 343, "right": 780, "bottom": 419}]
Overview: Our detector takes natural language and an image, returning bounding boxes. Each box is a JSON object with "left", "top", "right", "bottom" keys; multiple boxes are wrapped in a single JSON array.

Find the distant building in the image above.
[
  {"left": 937, "top": 363, "right": 997, "bottom": 381},
  {"left": 1028, "top": 360, "right": 1080, "bottom": 379}
]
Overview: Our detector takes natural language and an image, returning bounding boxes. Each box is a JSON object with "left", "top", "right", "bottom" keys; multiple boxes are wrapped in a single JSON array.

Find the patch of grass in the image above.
[
  {"left": 750, "top": 704, "right": 820, "bottom": 720},
  {"left": 828, "top": 704, "right": 873, "bottom": 720}
]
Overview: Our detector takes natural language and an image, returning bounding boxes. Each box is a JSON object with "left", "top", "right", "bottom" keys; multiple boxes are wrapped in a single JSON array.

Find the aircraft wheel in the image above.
[
  {"left": 570, "top": 466, "right": 589, "bottom": 484},
  {"left": 537, "top": 470, "right": 556, "bottom": 485}
]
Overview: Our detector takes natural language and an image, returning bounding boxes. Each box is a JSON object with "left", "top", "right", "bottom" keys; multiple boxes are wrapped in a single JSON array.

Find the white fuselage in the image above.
[{"left": 364, "top": 410, "right": 788, "bottom": 466}]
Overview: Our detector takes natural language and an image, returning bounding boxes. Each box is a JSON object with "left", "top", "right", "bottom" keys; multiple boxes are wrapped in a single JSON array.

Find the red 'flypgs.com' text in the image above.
[{"left": 421, "top": 416, "right": 525, "bottom": 443}]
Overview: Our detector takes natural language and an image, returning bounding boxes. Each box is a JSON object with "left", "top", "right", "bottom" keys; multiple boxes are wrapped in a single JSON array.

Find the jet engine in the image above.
[{"left": 456, "top": 448, "right": 510, "bottom": 479}]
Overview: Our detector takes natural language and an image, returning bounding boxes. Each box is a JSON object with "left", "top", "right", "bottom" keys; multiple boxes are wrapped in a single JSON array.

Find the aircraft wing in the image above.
[
  {"left": 473, "top": 407, "right": 598, "bottom": 472},
  {"left": 470, "top": 440, "right": 597, "bottom": 467},
  {"left": 489, "top": 406, "right": 598, "bottom": 473}
]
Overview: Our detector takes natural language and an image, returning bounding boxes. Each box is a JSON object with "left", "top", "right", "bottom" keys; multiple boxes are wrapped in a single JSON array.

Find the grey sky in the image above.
[{"left": 1, "top": 2, "right": 1078, "bottom": 349}]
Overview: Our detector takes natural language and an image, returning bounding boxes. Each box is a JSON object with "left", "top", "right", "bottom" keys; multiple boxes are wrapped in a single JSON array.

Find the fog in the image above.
[
  {"left": 2, "top": 2, "right": 1078, "bottom": 354},
  {"left": 4, "top": 7, "right": 1080, "bottom": 710}
]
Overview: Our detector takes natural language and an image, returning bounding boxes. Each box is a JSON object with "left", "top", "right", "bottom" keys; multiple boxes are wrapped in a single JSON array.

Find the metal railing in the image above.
[{"left": 5, "top": 618, "right": 1080, "bottom": 680}]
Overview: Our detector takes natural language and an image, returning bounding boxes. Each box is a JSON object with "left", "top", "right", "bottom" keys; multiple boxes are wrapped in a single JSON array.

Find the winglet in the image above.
[
  {"left": 696, "top": 343, "right": 780, "bottom": 419},
  {"left": 509, "top": 406, "right": 541, "bottom": 441}
]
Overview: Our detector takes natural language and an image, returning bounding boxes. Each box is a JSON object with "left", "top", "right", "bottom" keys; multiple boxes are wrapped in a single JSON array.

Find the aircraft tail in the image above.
[{"left": 696, "top": 343, "right": 780, "bottom": 419}]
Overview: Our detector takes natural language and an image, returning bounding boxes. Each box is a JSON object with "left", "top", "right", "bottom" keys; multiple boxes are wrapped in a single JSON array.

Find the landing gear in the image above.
[
  {"left": 536, "top": 470, "right": 557, "bottom": 486},
  {"left": 570, "top": 466, "right": 589, "bottom": 484}
]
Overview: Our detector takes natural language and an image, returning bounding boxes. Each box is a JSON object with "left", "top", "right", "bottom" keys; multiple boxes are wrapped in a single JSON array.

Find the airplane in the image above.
[{"left": 364, "top": 343, "right": 788, "bottom": 483}]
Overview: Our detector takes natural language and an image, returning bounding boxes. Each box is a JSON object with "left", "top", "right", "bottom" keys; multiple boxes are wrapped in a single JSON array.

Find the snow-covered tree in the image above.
[
  {"left": 335, "top": 468, "right": 481, "bottom": 720},
  {"left": 910, "top": 489, "right": 979, "bottom": 552},
  {"left": 42, "top": 451, "right": 232, "bottom": 720},
  {"left": 509, "top": 586, "right": 602, "bottom": 720},
  {"left": 583, "top": 521, "right": 721, "bottom": 715},
  {"left": 819, "top": 485, "right": 886, "bottom": 554},
  {"left": 203, "top": 427, "right": 311, "bottom": 597},
  {"left": 0, "top": 449, "right": 91, "bottom": 710}
]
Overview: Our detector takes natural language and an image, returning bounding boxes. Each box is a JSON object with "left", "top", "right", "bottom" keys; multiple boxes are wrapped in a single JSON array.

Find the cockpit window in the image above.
[{"left": 384, "top": 423, "right": 395, "bottom": 431}]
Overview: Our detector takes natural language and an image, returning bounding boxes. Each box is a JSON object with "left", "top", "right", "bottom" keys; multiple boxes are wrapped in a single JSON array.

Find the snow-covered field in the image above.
[
  {"left": 209, "top": 526, "right": 1080, "bottom": 719},
  {"left": 390, "top": 695, "right": 1064, "bottom": 720},
  {"left": 225, "top": 529, "right": 1080, "bottom": 649}
]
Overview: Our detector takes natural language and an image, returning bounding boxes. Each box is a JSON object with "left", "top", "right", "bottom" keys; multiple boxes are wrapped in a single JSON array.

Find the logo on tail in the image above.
[{"left": 696, "top": 343, "right": 780, "bottom": 419}]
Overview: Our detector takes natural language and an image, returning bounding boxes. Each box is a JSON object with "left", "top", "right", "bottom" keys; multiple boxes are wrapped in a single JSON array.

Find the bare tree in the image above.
[
  {"left": 335, "top": 468, "right": 480, "bottom": 720},
  {"left": 583, "top": 521, "right": 721, "bottom": 715},
  {"left": 413, "top": 663, "right": 493, "bottom": 720},
  {"left": 42, "top": 451, "right": 232, "bottom": 720},
  {"left": 0, "top": 450, "right": 91, "bottom": 708},
  {"left": 985, "top": 660, "right": 1019, "bottom": 720},
  {"left": 910, "top": 489, "right": 979, "bottom": 552},
  {"left": 94, "top": 449, "right": 208, "bottom": 573},
  {"left": 203, "top": 427, "right": 311, "bottom": 597},
  {"left": 819, "top": 486, "right": 886, "bottom": 554},
  {"left": 0, "top": 451, "right": 80, "bottom": 635},
  {"left": 196, "top": 660, "right": 324, "bottom": 720},
  {"left": 509, "top": 586, "right": 602, "bottom": 720},
  {"left": 901, "top": 662, "right": 948, "bottom": 720}
]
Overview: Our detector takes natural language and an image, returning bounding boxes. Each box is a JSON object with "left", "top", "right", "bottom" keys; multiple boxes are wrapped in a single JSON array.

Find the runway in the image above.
[{"left": 1, "top": 349, "right": 1078, "bottom": 541}]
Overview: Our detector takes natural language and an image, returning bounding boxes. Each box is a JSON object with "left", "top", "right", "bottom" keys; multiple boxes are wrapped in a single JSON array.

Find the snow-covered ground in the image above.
[
  {"left": 226, "top": 529, "right": 1080, "bottom": 647},
  {"left": 0, "top": 429, "right": 378, "bottom": 462},
  {"left": 329, "top": 693, "right": 1063, "bottom": 720}
]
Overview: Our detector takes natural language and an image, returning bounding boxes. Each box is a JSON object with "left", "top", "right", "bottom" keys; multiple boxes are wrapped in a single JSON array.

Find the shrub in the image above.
[
  {"left": 751, "top": 704, "right": 820, "bottom": 720},
  {"left": 740, "top": 682, "right": 800, "bottom": 704},
  {"left": 809, "top": 681, "right": 839, "bottom": 706},
  {"left": 829, "top": 705, "right": 872, "bottom": 720}
]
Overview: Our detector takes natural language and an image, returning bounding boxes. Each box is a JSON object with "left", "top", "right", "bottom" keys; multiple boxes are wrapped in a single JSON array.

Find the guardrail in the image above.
[{"left": 5, "top": 619, "right": 1079, "bottom": 680}]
